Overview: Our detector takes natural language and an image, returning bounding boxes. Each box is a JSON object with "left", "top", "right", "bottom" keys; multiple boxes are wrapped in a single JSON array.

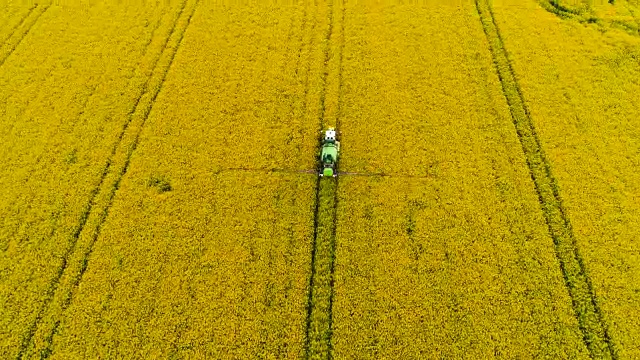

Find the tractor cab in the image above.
[
  {"left": 320, "top": 128, "right": 340, "bottom": 177},
  {"left": 324, "top": 129, "right": 336, "bottom": 142}
]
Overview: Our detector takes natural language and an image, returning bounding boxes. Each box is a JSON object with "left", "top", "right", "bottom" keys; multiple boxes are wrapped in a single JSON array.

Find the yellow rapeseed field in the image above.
[
  {"left": 1, "top": 0, "right": 639, "bottom": 358},
  {"left": 21, "top": 1, "right": 328, "bottom": 358},
  {"left": 492, "top": 0, "right": 640, "bottom": 357},
  {"left": 330, "top": 1, "right": 589, "bottom": 357},
  {"left": 0, "top": 1, "right": 191, "bottom": 357},
  {"left": 0, "top": 4, "right": 34, "bottom": 43},
  {"left": 43, "top": 173, "right": 315, "bottom": 358}
]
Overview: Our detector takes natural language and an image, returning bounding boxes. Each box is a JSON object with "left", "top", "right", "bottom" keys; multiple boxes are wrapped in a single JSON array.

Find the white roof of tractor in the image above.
[{"left": 325, "top": 128, "right": 336, "bottom": 141}]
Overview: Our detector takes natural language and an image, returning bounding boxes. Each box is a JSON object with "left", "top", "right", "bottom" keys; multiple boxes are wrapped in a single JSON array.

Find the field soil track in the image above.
[
  {"left": 0, "top": 4, "right": 36, "bottom": 48},
  {"left": 0, "top": 2, "right": 192, "bottom": 357},
  {"left": 21, "top": 0, "right": 201, "bottom": 357},
  {"left": 0, "top": 3, "right": 50, "bottom": 68},
  {"left": 490, "top": 0, "right": 640, "bottom": 356},
  {"left": 476, "top": 0, "right": 615, "bottom": 357},
  {"left": 304, "top": 0, "right": 345, "bottom": 359}
]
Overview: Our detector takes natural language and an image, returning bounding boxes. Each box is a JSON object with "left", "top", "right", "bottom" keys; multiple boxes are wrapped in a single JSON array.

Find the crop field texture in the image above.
[
  {"left": 491, "top": 0, "right": 640, "bottom": 357},
  {"left": 332, "top": 1, "right": 587, "bottom": 358},
  {"left": 0, "top": 0, "right": 639, "bottom": 359}
]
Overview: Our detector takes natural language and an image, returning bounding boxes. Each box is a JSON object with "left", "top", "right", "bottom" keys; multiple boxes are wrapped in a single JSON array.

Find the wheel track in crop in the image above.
[
  {"left": 304, "top": 0, "right": 334, "bottom": 354},
  {"left": 14, "top": 1, "right": 188, "bottom": 356},
  {"left": 15, "top": 1, "right": 200, "bottom": 358},
  {"left": 475, "top": 0, "right": 617, "bottom": 358},
  {"left": 301, "top": 3, "right": 325, "bottom": 354},
  {"left": 0, "top": 3, "right": 50, "bottom": 69},
  {"left": 304, "top": 0, "right": 345, "bottom": 359},
  {"left": 0, "top": 5, "right": 166, "bottom": 252},
  {"left": 0, "top": 4, "right": 37, "bottom": 47},
  {"left": 37, "top": 1, "right": 200, "bottom": 356},
  {"left": 326, "top": 3, "right": 345, "bottom": 357},
  {"left": 539, "top": 0, "right": 640, "bottom": 37}
]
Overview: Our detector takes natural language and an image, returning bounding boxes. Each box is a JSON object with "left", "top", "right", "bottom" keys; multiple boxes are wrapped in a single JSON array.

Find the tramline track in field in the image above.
[
  {"left": 304, "top": 0, "right": 345, "bottom": 359},
  {"left": 35, "top": 1, "right": 200, "bottom": 357},
  {"left": 475, "top": 0, "right": 617, "bottom": 358},
  {"left": 16, "top": 1, "right": 200, "bottom": 357},
  {"left": 0, "top": 4, "right": 167, "bottom": 253},
  {"left": 0, "top": 4, "right": 36, "bottom": 46},
  {"left": 0, "top": 3, "right": 50, "bottom": 69}
]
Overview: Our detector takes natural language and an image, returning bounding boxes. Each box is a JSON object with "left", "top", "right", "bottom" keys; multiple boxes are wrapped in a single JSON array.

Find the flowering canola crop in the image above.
[
  {"left": 1, "top": 0, "right": 638, "bottom": 358},
  {"left": 330, "top": 1, "right": 589, "bottom": 357},
  {"left": 0, "top": 1, "right": 187, "bottom": 356},
  {"left": 492, "top": 0, "right": 640, "bottom": 357}
]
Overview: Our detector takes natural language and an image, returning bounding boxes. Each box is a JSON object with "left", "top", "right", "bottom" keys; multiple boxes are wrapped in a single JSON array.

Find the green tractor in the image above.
[{"left": 320, "top": 128, "right": 340, "bottom": 177}]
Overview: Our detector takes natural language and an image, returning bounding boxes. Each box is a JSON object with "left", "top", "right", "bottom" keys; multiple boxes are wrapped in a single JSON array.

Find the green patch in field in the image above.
[
  {"left": 147, "top": 174, "right": 172, "bottom": 193},
  {"left": 64, "top": 149, "right": 77, "bottom": 165},
  {"left": 539, "top": 0, "right": 640, "bottom": 37}
]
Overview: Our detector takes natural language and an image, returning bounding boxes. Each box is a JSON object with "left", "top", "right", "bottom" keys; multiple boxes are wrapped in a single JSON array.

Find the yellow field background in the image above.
[
  {"left": 0, "top": 0, "right": 639, "bottom": 358},
  {"left": 492, "top": 0, "right": 640, "bottom": 357},
  {"left": 333, "top": 2, "right": 586, "bottom": 357}
]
